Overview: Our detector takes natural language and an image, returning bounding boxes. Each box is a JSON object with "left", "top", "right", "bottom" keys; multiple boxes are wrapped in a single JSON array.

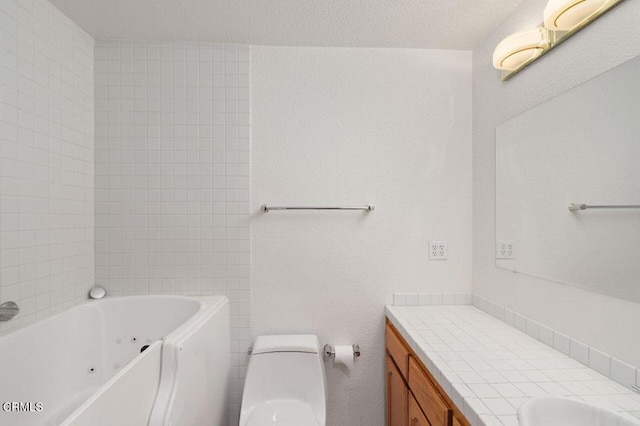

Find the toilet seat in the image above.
[{"left": 246, "top": 401, "right": 320, "bottom": 426}]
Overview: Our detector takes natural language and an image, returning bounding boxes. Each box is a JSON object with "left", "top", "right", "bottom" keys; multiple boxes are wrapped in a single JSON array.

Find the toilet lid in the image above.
[
  {"left": 246, "top": 401, "right": 320, "bottom": 426},
  {"left": 252, "top": 335, "right": 319, "bottom": 354}
]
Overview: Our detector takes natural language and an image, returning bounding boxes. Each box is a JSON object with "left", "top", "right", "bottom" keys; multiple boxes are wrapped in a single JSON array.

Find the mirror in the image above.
[{"left": 496, "top": 55, "right": 640, "bottom": 302}]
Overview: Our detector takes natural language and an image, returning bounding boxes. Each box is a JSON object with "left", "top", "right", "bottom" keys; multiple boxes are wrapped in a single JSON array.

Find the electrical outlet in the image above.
[
  {"left": 496, "top": 240, "right": 516, "bottom": 259},
  {"left": 429, "top": 241, "right": 448, "bottom": 260}
]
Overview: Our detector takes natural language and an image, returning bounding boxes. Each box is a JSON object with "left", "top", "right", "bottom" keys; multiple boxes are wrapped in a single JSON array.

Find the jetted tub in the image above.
[{"left": 0, "top": 295, "right": 230, "bottom": 426}]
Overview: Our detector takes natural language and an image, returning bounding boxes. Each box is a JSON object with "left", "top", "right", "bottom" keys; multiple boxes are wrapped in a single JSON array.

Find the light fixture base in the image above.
[{"left": 498, "top": 0, "right": 625, "bottom": 81}]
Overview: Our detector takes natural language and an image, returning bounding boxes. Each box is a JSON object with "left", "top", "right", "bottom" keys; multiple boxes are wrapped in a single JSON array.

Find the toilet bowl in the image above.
[{"left": 239, "top": 335, "right": 327, "bottom": 426}]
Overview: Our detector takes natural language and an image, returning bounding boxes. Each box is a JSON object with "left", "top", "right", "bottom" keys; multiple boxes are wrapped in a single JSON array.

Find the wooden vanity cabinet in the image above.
[
  {"left": 386, "top": 354, "right": 409, "bottom": 426},
  {"left": 385, "top": 320, "right": 410, "bottom": 426},
  {"left": 409, "top": 357, "right": 451, "bottom": 425},
  {"left": 386, "top": 322, "right": 410, "bottom": 377},
  {"left": 385, "top": 320, "right": 470, "bottom": 426},
  {"left": 409, "top": 393, "right": 430, "bottom": 426}
]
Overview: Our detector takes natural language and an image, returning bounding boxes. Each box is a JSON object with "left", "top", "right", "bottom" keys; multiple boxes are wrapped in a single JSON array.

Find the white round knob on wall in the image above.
[{"left": 89, "top": 286, "right": 107, "bottom": 299}]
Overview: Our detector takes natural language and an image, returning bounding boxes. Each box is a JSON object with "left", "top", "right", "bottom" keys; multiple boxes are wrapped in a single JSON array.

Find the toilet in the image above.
[{"left": 239, "top": 334, "right": 327, "bottom": 426}]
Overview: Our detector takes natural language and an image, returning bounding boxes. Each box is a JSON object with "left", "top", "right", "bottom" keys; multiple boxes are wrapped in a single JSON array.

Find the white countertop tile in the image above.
[{"left": 386, "top": 304, "right": 640, "bottom": 426}]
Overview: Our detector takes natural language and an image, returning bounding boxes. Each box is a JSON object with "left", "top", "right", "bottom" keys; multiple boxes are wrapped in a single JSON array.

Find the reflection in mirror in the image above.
[{"left": 496, "top": 55, "right": 640, "bottom": 302}]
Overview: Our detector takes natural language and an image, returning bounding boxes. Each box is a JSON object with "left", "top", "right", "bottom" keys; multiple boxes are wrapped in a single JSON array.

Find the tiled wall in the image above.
[
  {"left": 94, "top": 40, "right": 250, "bottom": 423},
  {"left": 0, "top": 0, "right": 95, "bottom": 331}
]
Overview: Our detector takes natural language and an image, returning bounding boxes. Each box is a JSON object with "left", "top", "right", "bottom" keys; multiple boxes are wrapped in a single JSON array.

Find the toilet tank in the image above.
[{"left": 241, "top": 335, "right": 327, "bottom": 424}]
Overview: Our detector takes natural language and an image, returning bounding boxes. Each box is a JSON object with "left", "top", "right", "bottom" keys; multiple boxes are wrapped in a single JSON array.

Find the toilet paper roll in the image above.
[{"left": 333, "top": 345, "right": 354, "bottom": 370}]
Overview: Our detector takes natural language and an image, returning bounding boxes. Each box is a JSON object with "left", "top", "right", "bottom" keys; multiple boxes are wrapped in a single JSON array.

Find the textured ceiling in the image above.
[{"left": 49, "top": 0, "right": 525, "bottom": 49}]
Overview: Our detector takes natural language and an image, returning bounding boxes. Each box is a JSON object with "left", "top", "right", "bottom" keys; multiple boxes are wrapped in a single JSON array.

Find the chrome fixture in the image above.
[
  {"left": 0, "top": 301, "right": 19, "bottom": 321},
  {"left": 323, "top": 344, "right": 361, "bottom": 360},
  {"left": 262, "top": 205, "right": 374, "bottom": 212},
  {"left": 88, "top": 286, "right": 107, "bottom": 299},
  {"left": 568, "top": 203, "right": 640, "bottom": 211}
]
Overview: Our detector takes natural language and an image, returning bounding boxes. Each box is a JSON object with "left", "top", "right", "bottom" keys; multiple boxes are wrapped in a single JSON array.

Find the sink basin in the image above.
[{"left": 518, "top": 397, "right": 640, "bottom": 426}]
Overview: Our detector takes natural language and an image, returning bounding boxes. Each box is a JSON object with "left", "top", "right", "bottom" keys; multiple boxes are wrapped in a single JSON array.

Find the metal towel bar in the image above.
[
  {"left": 568, "top": 203, "right": 640, "bottom": 211},
  {"left": 262, "top": 205, "right": 374, "bottom": 212}
]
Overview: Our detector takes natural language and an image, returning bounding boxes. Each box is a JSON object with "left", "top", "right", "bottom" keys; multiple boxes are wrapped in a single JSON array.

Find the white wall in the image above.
[
  {"left": 252, "top": 47, "right": 472, "bottom": 425},
  {"left": 473, "top": 0, "right": 640, "bottom": 367},
  {"left": 0, "top": 0, "right": 94, "bottom": 331},
  {"left": 93, "top": 40, "right": 251, "bottom": 424}
]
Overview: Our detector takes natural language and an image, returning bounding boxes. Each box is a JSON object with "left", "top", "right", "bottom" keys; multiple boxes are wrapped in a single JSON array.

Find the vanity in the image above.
[
  {"left": 385, "top": 301, "right": 640, "bottom": 426},
  {"left": 386, "top": 318, "right": 468, "bottom": 426}
]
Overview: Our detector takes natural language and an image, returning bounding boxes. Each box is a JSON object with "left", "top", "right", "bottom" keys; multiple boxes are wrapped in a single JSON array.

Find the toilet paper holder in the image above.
[{"left": 323, "top": 344, "right": 360, "bottom": 360}]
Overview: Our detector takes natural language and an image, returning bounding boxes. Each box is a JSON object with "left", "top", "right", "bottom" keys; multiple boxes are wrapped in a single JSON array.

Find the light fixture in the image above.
[
  {"left": 492, "top": 28, "right": 550, "bottom": 71},
  {"left": 544, "top": 0, "right": 616, "bottom": 31},
  {"left": 494, "top": 0, "right": 624, "bottom": 79}
]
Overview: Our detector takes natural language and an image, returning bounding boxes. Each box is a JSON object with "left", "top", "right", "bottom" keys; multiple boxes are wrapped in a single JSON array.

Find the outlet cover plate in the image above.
[
  {"left": 429, "top": 241, "right": 448, "bottom": 260},
  {"left": 496, "top": 240, "right": 516, "bottom": 259}
]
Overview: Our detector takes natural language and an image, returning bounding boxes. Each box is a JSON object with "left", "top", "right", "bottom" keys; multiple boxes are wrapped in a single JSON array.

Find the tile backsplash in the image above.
[
  {"left": 392, "top": 292, "right": 640, "bottom": 391},
  {"left": 0, "top": 0, "right": 95, "bottom": 330},
  {"left": 93, "top": 40, "right": 250, "bottom": 423},
  {"left": 393, "top": 292, "right": 473, "bottom": 306},
  {"left": 472, "top": 294, "right": 640, "bottom": 392}
]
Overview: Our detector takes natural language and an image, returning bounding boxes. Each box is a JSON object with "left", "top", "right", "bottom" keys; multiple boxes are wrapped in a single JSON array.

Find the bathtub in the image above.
[{"left": 0, "top": 295, "right": 230, "bottom": 426}]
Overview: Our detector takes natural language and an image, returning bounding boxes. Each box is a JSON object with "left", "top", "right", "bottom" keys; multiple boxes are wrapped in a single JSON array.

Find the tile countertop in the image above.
[{"left": 385, "top": 305, "right": 640, "bottom": 426}]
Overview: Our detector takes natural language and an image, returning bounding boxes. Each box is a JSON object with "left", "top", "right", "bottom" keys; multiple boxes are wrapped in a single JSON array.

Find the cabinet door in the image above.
[
  {"left": 409, "top": 393, "right": 431, "bottom": 426},
  {"left": 386, "top": 323, "right": 410, "bottom": 379},
  {"left": 408, "top": 358, "right": 451, "bottom": 426},
  {"left": 386, "top": 355, "right": 409, "bottom": 426}
]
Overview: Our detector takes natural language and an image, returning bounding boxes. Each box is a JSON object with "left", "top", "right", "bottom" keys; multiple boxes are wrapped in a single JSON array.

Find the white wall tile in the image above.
[
  {"left": 514, "top": 313, "right": 527, "bottom": 333},
  {"left": 504, "top": 309, "right": 515, "bottom": 327},
  {"left": 588, "top": 347, "right": 611, "bottom": 377},
  {"left": 538, "top": 324, "right": 554, "bottom": 348},
  {"left": 439, "top": 292, "right": 452, "bottom": 305},
  {"left": 473, "top": 294, "right": 486, "bottom": 311},
  {"left": 525, "top": 319, "right": 540, "bottom": 340},
  {"left": 553, "top": 331, "right": 571, "bottom": 356},
  {"left": 393, "top": 292, "right": 473, "bottom": 306},
  {"left": 0, "top": 0, "right": 94, "bottom": 331},
  {"left": 610, "top": 358, "right": 636, "bottom": 388},
  {"left": 392, "top": 293, "right": 406, "bottom": 306},
  {"left": 455, "top": 293, "right": 471, "bottom": 305},
  {"left": 406, "top": 293, "right": 418, "bottom": 306},
  {"left": 94, "top": 40, "right": 250, "bottom": 424},
  {"left": 570, "top": 339, "right": 590, "bottom": 366},
  {"left": 419, "top": 293, "right": 431, "bottom": 305}
]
